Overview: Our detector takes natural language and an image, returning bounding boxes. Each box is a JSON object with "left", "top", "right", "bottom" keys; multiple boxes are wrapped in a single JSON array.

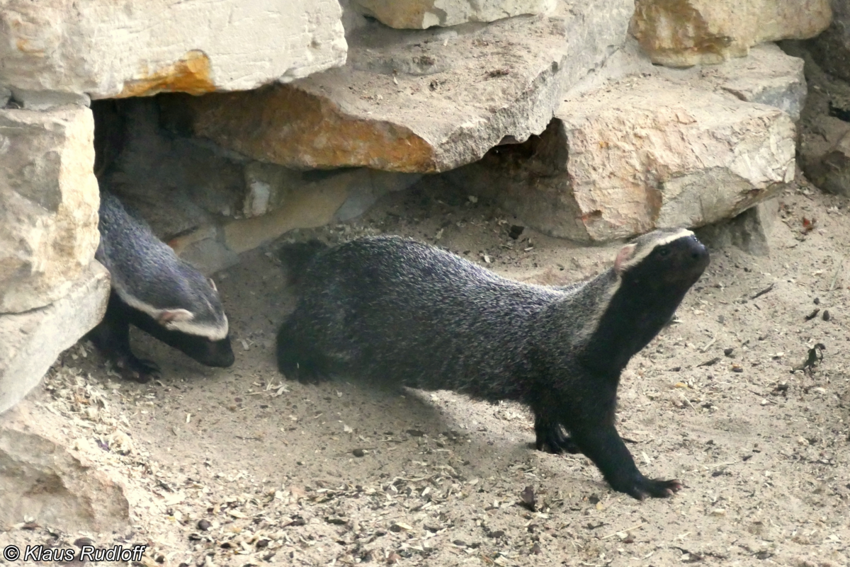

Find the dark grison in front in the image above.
[{"left": 276, "top": 229, "right": 709, "bottom": 499}]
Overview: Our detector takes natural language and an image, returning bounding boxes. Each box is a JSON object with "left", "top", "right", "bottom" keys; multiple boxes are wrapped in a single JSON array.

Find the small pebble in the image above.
[
  {"left": 823, "top": 310, "right": 831, "bottom": 321},
  {"left": 352, "top": 448, "right": 366, "bottom": 457},
  {"left": 198, "top": 519, "right": 211, "bottom": 531}
]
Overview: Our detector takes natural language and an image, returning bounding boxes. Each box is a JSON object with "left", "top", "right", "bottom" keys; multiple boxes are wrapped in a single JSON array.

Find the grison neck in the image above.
[{"left": 580, "top": 273, "right": 690, "bottom": 376}]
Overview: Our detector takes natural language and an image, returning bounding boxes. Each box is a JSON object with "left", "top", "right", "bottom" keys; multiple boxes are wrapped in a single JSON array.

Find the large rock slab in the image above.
[
  {"left": 350, "top": 0, "right": 556, "bottom": 29},
  {"left": 630, "top": 0, "right": 831, "bottom": 67},
  {"left": 0, "top": 402, "right": 130, "bottom": 531},
  {"left": 0, "top": 262, "right": 109, "bottom": 415},
  {"left": 166, "top": 0, "right": 633, "bottom": 173},
  {"left": 0, "top": 0, "right": 347, "bottom": 99},
  {"left": 0, "top": 106, "right": 100, "bottom": 313},
  {"left": 448, "top": 75, "right": 796, "bottom": 242}
]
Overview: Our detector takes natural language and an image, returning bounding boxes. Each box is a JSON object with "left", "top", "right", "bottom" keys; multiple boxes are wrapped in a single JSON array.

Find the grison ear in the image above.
[
  {"left": 158, "top": 309, "right": 195, "bottom": 326},
  {"left": 614, "top": 243, "right": 637, "bottom": 275}
]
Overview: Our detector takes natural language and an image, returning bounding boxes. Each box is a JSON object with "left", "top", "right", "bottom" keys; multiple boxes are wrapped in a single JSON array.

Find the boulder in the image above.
[
  {"left": 163, "top": 0, "right": 634, "bottom": 173},
  {"left": 448, "top": 75, "right": 796, "bottom": 242},
  {"left": 0, "top": 0, "right": 347, "bottom": 99},
  {"left": 0, "top": 402, "right": 130, "bottom": 531},
  {"left": 0, "top": 262, "right": 110, "bottom": 415},
  {"left": 350, "top": 0, "right": 556, "bottom": 29},
  {"left": 0, "top": 106, "right": 100, "bottom": 313},
  {"left": 630, "top": 0, "right": 831, "bottom": 67},
  {"left": 695, "top": 198, "right": 780, "bottom": 256}
]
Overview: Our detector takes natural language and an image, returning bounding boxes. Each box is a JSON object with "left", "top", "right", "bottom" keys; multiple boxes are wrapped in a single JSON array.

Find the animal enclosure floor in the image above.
[{"left": 4, "top": 179, "right": 850, "bottom": 567}]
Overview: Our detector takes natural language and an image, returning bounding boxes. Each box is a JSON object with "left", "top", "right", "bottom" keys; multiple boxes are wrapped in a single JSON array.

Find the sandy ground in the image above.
[{"left": 3, "top": 176, "right": 850, "bottom": 567}]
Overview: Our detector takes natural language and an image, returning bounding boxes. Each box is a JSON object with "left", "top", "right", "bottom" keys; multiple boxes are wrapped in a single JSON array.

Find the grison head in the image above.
[
  {"left": 127, "top": 288, "right": 235, "bottom": 369},
  {"left": 153, "top": 270, "right": 230, "bottom": 340},
  {"left": 613, "top": 228, "right": 710, "bottom": 291}
]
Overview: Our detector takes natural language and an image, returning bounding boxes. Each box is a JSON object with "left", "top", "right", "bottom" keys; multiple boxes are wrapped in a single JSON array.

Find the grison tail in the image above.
[{"left": 277, "top": 240, "right": 329, "bottom": 285}]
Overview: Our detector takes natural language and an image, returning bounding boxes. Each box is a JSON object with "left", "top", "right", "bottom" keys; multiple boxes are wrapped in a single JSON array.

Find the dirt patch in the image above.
[{"left": 2, "top": 178, "right": 850, "bottom": 567}]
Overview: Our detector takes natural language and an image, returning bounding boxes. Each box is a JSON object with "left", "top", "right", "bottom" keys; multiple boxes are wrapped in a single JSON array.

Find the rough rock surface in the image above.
[
  {"left": 167, "top": 0, "right": 633, "bottom": 173},
  {"left": 784, "top": 41, "right": 850, "bottom": 197},
  {"left": 350, "top": 0, "right": 556, "bottom": 29},
  {"left": 704, "top": 44, "right": 806, "bottom": 121},
  {"left": 0, "top": 262, "right": 109, "bottom": 415},
  {"left": 630, "top": 0, "right": 831, "bottom": 67},
  {"left": 808, "top": 0, "right": 850, "bottom": 82},
  {"left": 0, "top": 106, "right": 100, "bottom": 313},
  {"left": 168, "top": 167, "right": 421, "bottom": 274},
  {"left": 448, "top": 75, "right": 796, "bottom": 242},
  {"left": 0, "top": 401, "right": 130, "bottom": 531},
  {"left": 695, "top": 198, "right": 780, "bottom": 256},
  {"left": 0, "top": 0, "right": 347, "bottom": 99}
]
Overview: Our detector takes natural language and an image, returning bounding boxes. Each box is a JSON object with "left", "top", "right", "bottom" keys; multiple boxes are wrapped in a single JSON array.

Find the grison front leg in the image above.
[
  {"left": 88, "top": 293, "right": 160, "bottom": 383},
  {"left": 569, "top": 423, "right": 681, "bottom": 500},
  {"left": 534, "top": 416, "right": 581, "bottom": 454}
]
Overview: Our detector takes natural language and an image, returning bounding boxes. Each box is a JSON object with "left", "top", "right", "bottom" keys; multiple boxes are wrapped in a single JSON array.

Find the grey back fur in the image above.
[
  {"left": 96, "top": 192, "right": 228, "bottom": 340},
  {"left": 282, "top": 235, "right": 630, "bottom": 401}
]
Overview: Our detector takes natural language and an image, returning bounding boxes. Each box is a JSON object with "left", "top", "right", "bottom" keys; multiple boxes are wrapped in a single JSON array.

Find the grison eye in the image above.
[{"left": 657, "top": 248, "right": 670, "bottom": 257}]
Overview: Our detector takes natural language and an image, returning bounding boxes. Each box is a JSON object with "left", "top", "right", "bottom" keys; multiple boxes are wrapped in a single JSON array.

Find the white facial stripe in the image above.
[
  {"left": 617, "top": 229, "right": 695, "bottom": 273},
  {"left": 167, "top": 317, "right": 230, "bottom": 340},
  {"left": 114, "top": 286, "right": 229, "bottom": 340}
]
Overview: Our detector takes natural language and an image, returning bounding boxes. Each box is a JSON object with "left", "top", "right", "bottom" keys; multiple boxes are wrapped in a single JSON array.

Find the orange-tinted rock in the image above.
[
  {"left": 118, "top": 51, "right": 216, "bottom": 98},
  {"left": 169, "top": 0, "right": 634, "bottom": 172},
  {"left": 631, "top": 0, "right": 831, "bottom": 67}
]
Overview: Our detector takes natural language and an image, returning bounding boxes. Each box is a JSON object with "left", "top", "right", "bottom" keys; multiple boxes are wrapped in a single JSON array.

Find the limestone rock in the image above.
[
  {"left": 0, "top": 0, "right": 347, "bottom": 99},
  {"left": 708, "top": 44, "right": 806, "bottom": 121},
  {"left": 167, "top": 0, "right": 633, "bottom": 173},
  {"left": 630, "top": 0, "right": 831, "bottom": 67},
  {"left": 808, "top": 0, "right": 850, "bottom": 82},
  {"left": 448, "top": 76, "right": 796, "bottom": 242},
  {"left": 0, "top": 106, "right": 100, "bottom": 313},
  {"left": 350, "top": 0, "right": 556, "bottom": 29},
  {"left": 0, "top": 402, "right": 129, "bottom": 531},
  {"left": 0, "top": 262, "right": 110, "bottom": 415},
  {"left": 695, "top": 199, "right": 779, "bottom": 256}
]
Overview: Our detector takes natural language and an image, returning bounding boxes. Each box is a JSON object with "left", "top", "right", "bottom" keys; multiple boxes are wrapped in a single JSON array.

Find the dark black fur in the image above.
[{"left": 276, "top": 230, "right": 709, "bottom": 499}]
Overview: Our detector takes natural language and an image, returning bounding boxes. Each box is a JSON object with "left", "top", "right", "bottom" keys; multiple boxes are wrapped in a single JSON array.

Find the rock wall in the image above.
[{"left": 0, "top": 0, "right": 839, "bottom": 422}]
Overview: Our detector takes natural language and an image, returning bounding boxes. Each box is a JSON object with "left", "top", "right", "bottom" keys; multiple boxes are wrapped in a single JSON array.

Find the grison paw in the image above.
[
  {"left": 122, "top": 356, "right": 160, "bottom": 383},
  {"left": 616, "top": 476, "right": 682, "bottom": 500},
  {"left": 534, "top": 419, "right": 582, "bottom": 455}
]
